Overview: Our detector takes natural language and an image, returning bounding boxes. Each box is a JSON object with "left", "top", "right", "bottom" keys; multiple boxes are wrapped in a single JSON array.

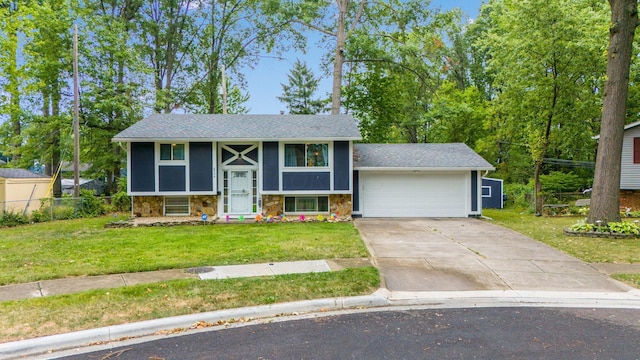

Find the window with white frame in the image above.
[
  {"left": 482, "top": 186, "right": 492, "bottom": 197},
  {"left": 164, "top": 196, "right": 190, "bottom": 215},
  {"left": 284, "top": 196, "right": 329, "bottom": 213},
  {"left": 284, "top": 143, "right": 329, "bottom": 167},
  {"left": 160, "top": 144, "right": 185, "bottom": 161}
]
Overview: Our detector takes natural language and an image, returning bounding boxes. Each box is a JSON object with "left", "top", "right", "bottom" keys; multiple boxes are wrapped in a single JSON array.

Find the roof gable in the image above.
[
  {"left": 353, "top": 143, "right": 494, "bottom": 170},
  {"left": 113, "top": 114, "right": 362, "bottom": 142}
]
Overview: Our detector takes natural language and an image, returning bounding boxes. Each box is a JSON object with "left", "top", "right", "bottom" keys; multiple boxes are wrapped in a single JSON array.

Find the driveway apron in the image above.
[{"left": 355, "top": 218, "right": 629, "bottom": 292}]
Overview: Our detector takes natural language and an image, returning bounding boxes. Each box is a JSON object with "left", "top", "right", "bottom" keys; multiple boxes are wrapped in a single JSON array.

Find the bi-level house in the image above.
[{"left": 113, "top": 114, "right": 493, "bottom": 219}]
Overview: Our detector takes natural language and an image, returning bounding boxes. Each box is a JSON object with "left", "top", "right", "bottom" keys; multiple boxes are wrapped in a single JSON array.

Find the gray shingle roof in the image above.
[
  {"left": 0, "top": 168, "right": 50, "bottom": 179},
  {"left": 354, "top": 143, "right": 494, "bottom": 170},
  {"left": 113, "top": 114, "right": 362, "bottom": 141}
]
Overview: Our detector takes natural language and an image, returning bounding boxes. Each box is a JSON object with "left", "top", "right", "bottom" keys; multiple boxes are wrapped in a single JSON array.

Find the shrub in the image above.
[
  {"left": 77, "top": 189, "right": 106, "bottom": 217},
  {"left": 0, "top": 211, "right": 29, "bottom": 228},
  {"left": 504, "top": 182, "right": 533, "bottom": 209},
  {"left": 569, "top": 220, "right": 640, "bottom": 235},
  {"left": 111, "top": 190, "right": 131, "bottom": 212}
]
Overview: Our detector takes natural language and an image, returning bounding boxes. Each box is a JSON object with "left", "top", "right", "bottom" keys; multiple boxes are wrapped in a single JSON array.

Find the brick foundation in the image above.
[{"left": 620, "top": 190, "right": 640, "bottom": 211}]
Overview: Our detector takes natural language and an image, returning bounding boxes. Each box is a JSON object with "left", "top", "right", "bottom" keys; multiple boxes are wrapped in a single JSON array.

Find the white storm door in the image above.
[{"left": 229, "top": 170, "right": 251, "bottom": 213}]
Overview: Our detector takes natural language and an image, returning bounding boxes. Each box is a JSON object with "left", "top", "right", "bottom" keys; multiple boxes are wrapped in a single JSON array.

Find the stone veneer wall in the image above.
[
  {"left": 262, "top": 195, "right": 284, "bottom": 216},
  {"left": 260, "top": 194, "right": 352, "bottom": 219},
  {"left": 133, "top": 195, "right": 218, "bottom": 217},
  {"left": 190, "top": 195, "right": 218, "bottom": 217},
  {"left": 329, "top": 194, "right": 352, "bottom": 218},
  {"left": 133, "top": 196, "right": 164, "bottom": 217}
]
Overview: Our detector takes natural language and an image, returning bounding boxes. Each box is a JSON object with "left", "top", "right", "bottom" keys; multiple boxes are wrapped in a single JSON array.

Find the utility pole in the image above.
[{"left": 73, "top": 24, "right": 80, "bottom": 198}]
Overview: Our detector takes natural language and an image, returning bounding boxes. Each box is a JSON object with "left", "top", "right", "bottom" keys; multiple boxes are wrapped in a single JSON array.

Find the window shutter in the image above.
[{"left": 635, "top": 138, "right": 640, "bottom": 164}]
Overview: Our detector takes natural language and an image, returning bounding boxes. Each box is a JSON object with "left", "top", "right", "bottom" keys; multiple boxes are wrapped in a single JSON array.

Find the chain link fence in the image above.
[{"left": 1, "top": 194, "right": 130, "bottom": 223}]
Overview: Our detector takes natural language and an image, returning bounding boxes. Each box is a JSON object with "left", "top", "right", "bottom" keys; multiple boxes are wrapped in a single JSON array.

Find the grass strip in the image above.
[
  {"left": 0, "top": 267, "right": 379, "bottom": 343},
  {"left": 0, "top": 218, "right": 368, "bottom": 285},
  {"left": 611, "top": 274, "right": 640, "bottom": 288},
  {"left": 483, "top": 209, "right": 640, "bottom": 264}
]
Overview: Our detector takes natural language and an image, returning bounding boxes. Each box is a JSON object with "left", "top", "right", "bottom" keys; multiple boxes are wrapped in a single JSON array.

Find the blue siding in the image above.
[
  {"left": 352, "top": 170, "right": 360, "bottom": 212},
  {"left": 471, "top": 171, "right": 478, "bottom": 212},
  {"left": 283, "top": 172, "right": 330, "bottom": 191},
  {"left": 159, "top": 166, "right": 186, "bottom": 191},
  {"left": 130, "top": 142, "right": 155, "bottom": 192},
  {"left": 189, "top": 142, "right": 213, "bottom": 191},
  {"left": 334, "top": 141, "right": 350, "bottom": 190},
  {"left": 263, "top": 142, "right": 279, "bottom": 191},
  {"left": 482, "top": 178, "right": 503, "bottom": 209}
]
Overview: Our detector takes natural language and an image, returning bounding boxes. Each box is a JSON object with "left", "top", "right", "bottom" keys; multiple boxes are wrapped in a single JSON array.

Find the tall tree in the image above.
[
  {"left": 140, "top": 0, "right": 199, "bottom": 113},
  {"left": 20, "top": 0, "right": 76, "bottom": 197},
  {"left": 342, "top": 3, "right": 460, "bottom": 143},
  {"left": 190, "top": 0, "right": 293, "bottom": 114},
  {"left": 476, "top": 0, "right": 607, "bottom": 214},
  {"left": 285, "top": 0, "right": 368, "bottom": 114},
  {"left": 278, "top": 59, "right": 329, "bottom": 114},
  {"left": 80, "top": 0, "right": 146, "bottom": 194},
  {"left": 0, "top": 1, "right": 26, "bottom": 162},
  {"left": 588, "top": 0, "right": 640, "bottom": 224}
]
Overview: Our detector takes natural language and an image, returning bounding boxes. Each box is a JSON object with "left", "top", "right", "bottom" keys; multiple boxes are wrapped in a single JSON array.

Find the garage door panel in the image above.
[{"left": 362, "top": 172, "right": 467, "bottom": 217}]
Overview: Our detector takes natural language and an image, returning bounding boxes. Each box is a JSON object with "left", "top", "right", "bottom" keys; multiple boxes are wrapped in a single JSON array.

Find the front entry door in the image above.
[{"left": 229, "top": 170, "right": 251, "bottom": 214}]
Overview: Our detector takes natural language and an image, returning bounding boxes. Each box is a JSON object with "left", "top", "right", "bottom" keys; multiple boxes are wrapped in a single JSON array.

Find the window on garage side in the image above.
[
  {"left": 284, "top": 196, "right": 329, "bottom": 213},
  {"left": 165, "top": 196, "right": 190, "bottom": 215},
  {"left": 160, "top": 144, "right": 185, "bottom": 161},
  {"left": 284, "top": 144, "right": 328, "bottom": 167},
  {"left": 635, "top": 137, "right": 640, "bottom": 164}
]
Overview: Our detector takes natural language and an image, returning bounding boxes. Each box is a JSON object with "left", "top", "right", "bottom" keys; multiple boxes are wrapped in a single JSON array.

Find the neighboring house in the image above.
[
  {"left": 0, "top": 169, "right": 51, "bottom": 215},
  {"left": 61, "top": 178, "right": 106, "bottom": 195},
  {"left": 113, "top": 114, "right": 493, "bottom": 218},
  {"left": 607, "top": 120, "right": 640, "bottom": 209}
]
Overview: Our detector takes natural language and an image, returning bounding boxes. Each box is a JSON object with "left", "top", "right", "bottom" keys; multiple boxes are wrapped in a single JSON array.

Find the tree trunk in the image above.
[
  {"left": 588, "top": 0, "right": 639, "bottom": 224},
  {"left": 331, "top": 0, "right": 347, "bottom": 115}
]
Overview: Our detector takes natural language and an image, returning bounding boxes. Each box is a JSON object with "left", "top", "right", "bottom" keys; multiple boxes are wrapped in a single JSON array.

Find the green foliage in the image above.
[
  {"left": 473, "top": 0, "right": 606, "bottom": 183},
  {"left": 0, "top": 211, "right": 29, "bottom": 228},
  {"left": 608, "top": 222, "right": 640, "bottom": 235},
  {"left": 503, "top": 182, "right": 533, "bottom": 209},
  {"left": 540, "top": 172, "right": 588, "bottom": 193},
  {"left": 111, "top": 191, "right": 131, "bottom": 212},
  {"left": 569, "top": 220, "right": 594, "bottom": 232},
  {"left": 77, "top": 189, "right": 106, "bottom": 217},
  {"left": 569, "top": 220, "right": 640, "bottom": 235},
  {"left": 278, "top": 59, "right": 329, "bottom": 114}
]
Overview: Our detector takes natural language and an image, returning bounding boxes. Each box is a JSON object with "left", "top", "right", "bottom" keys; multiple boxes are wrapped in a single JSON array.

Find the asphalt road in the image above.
[{"left": 59, "top": 307, "right": 640, "bottom": 360}]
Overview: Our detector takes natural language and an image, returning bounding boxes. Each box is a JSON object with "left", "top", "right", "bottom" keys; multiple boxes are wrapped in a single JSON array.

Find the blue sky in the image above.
[{"left": 244, "top": 0, "right": 484, "bottom": 114}]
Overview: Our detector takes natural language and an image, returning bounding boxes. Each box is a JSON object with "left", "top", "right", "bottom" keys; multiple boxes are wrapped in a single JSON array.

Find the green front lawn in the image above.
[
  {"left": 0, "top": 217, "right": 369, "bottom": 285},
  {"left": 0, "top": 268, "right": 379, "bottom": 343},
  {"left": 0, "top": 217, "right": 378, "bottom": 342},
  {"left": 483, "top": 209, "right": 640, "bottom": 264}
]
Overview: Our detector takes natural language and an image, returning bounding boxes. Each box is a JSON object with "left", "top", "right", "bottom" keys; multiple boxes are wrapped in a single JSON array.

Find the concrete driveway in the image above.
[{"left": 355, "top": 218, "right": 630, "bottom": 292}]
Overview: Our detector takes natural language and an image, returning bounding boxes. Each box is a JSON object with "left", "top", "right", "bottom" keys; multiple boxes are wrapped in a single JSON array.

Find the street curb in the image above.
[
  {"left": 0, "top": 294, "right": 390, "bottom": 360},
  {"left": 3, "top": 289, "right": 640, "bottom": 359}
]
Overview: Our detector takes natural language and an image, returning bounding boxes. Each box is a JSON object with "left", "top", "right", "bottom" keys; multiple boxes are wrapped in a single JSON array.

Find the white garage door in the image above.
[{"left": 361, "top": 171, "right": 468, "bottom": 217}]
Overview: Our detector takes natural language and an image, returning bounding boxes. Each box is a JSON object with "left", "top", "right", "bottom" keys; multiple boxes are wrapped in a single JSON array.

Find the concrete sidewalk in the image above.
[{"left": 0, "top": 259, "right": 371, "bottom": 303}]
